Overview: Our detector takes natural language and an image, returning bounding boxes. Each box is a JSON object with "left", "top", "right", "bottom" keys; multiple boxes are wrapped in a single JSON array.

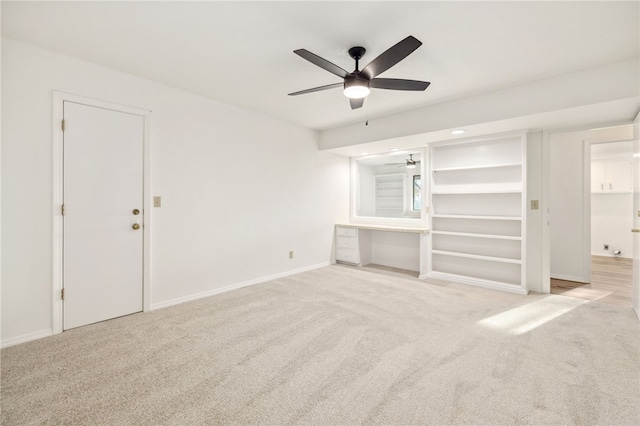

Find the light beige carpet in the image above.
[{"left": 2, "top": 265, "right": 639, "bottom": 425}]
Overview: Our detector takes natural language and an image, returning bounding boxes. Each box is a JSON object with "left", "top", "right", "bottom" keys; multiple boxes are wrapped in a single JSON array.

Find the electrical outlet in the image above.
[
  {"left": 153, "top": 196, "right": 161, "bottom": 208},
  {"left": 289, "top": 251, "right": 294, "bottom": 259},
  {"left": 604, "top": 244, "right": 609, "bottom": 250}
]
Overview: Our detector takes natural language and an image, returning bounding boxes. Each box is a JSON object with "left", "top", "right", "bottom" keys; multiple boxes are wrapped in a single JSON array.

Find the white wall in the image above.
[
  {"left": 370, "top": 232, "right": 420, "bottom": 272},
  {"left": 1, "top": 39, "right": 350, "bottom": 345},
  {"left": 591, "top": 141, "right": 633, "bottom": 258},
  {"left": 549, "top": 125, "right": 633, "bottom": 282},
  {"left": 591, "top": 194, "right": 633, "bottom": 258}
]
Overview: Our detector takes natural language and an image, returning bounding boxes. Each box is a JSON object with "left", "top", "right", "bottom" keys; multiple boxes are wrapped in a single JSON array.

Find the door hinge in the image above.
[
  {"left": 61, "top": 289, "right": 65, "bottom": 300},
  {"left": 61, "top": 204, "right": 65, "bottom": 215},
  {"left": 61, "top": 119, "right": 65, "bottom": 132}
]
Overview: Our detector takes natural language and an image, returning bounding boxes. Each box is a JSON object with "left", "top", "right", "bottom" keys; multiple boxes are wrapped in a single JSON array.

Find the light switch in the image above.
[
  {"left": 530, "top": 200, "right": 539, "bottom": 210},
  {"left": 154, "top": 196, "right": 162, "bottom": 208}
]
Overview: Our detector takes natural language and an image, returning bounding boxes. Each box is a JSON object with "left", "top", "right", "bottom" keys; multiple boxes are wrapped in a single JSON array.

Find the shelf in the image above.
[
  {"left": 431, "top": 230, "right": 521, "bottom": 240},
  {"left": 431, "top": 214, "right": 522, "bottom": 221},
  {"left": 336, "top": 223, "right": 428, "bottom": 234},
  {"left": 432, "top": 163, "right": 522, "bottom": 173},
  {"left": 429, "top": 135, "right": 525, "bottom": 292},
  {"left": 431, "top": 249, "right": 521, "bottom": 264}
]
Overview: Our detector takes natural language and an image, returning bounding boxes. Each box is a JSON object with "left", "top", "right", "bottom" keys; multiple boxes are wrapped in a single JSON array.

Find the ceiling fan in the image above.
[
  {"left": 386, "top": 154, "right": 420, "bottom": 169},
  {"left": 288, "top": 35, "right": 430, "bottom": 110}
]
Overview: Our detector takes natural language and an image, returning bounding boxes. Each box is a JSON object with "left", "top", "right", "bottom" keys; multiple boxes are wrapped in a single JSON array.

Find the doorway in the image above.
[
  {"left": 549, "top": 129, "right": 634, "bottom": 306},
  {"left": 52, "top": 93, "right": 152, "bottom": 333}
]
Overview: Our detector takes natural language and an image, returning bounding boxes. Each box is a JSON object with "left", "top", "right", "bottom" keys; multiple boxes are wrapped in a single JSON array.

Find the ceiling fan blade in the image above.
[
  {"left": 288, "top": 82, "right": 342, "bottom": 96},
  {"left": 370, "top": 78, "right": 430, "bottom": 91},
  {"left": 361, "top": 36, "right": 422, "bottom": 80},
  {"left": 294, "top": 49, "right": 349, "bottom": 79},
  {"left": 350, "top": 97, "right": 364, "bottom": 110}
]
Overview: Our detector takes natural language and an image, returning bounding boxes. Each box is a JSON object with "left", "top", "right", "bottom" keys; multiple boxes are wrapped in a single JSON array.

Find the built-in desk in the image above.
[{"left": 334, "top": 224, "right": 429, "bottom": 277}]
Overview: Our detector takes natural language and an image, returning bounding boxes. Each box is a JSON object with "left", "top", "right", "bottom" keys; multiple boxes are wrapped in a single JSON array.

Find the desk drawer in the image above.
[
  {"left": 336, "top": 237, "right": 358, "bottom": 249},
  {"left": 336, "top": 227, "right": 357, "bottom": 237},
  {"left": 335, "top": 247, "right": 360, "bottom": 264}
]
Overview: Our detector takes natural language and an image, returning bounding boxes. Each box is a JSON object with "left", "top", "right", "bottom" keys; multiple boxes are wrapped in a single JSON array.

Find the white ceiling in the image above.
[{"left": 2, "top": 1, "right": 639, "bottom": 131}]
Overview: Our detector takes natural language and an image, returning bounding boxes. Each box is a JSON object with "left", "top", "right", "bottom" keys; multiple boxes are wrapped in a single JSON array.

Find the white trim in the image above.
[
  {"left": 150, "top": 262, "right": 330, "bottom": 311},
  {"left": 369, "top": 260, "right": 419, "bottom": 273},
  {"left": 550, "top": 274, "right": 588, "bottom": 284},
  {"left": 52, "top": 92, "right": 152, "bottom": 334},
  {"left": 427, "top": 271, "right": 529, "bottom": 295},
  {"left": 582, "top": 140, "right": 592, "bottom": 284},
  {"left": 541, "top": 131, "right": 551, "bottom": 293},
  {"left": 350, "top": 148, "right": 428, "bottom": 228},
  {"left": 1, "top": 329, "right": 53, "bottom": 349},
  {"left": 52, "top": 94, "right": 64, "bottom": 334}
]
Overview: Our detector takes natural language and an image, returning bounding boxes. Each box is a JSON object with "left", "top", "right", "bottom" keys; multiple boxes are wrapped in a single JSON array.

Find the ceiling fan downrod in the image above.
[{"left": 348, "top": 46, "right": 366, "bottom": 72}]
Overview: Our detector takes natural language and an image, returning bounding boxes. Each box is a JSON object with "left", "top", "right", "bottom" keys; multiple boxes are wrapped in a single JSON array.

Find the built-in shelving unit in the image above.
[
  {"left": 374, "top": 174, "right": 404, "bottom": 217},
  {"left": 428, "top": 135, "right": 527, "bottom": 294}
]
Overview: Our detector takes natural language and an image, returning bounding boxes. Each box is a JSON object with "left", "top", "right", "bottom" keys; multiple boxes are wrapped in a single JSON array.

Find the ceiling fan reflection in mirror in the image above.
[
  {"left": 288, "top": 36, "right": 430, "bottom": 110},
  {"left": 386, "top": 154, "right": 420, "bottom": 169}
]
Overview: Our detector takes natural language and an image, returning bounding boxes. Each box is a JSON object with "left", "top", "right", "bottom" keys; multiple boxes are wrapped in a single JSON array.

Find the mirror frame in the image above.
[{"left": 349, "top": 148, "right": 428, "bottom": 227}]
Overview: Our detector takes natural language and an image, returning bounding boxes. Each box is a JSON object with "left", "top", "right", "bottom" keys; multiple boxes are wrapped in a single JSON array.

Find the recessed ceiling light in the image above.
[
  {"left": 360, "top": 152, "right": 369, "bottom": 156},
  {"left": 451, "top": 129, "right": 466, "bottom": 135},
  {"left": 389, "top": 148, "right": 401, "bottom": 152}
]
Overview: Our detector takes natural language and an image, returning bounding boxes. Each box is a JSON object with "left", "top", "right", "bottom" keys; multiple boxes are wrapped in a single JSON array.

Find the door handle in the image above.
[
  {"left": 132, "top": 209, "right": 140, "bottom": 215},
  {"left": 631, "top": 229, "right": 640, "bottom": 233},
  {"left": 132, "top": 223, "right": 141, "bottom": 230}
]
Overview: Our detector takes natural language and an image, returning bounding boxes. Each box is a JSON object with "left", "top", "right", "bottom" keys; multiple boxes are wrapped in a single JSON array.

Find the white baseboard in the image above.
[
  {"left": 151, "top": 262, "right": 330, "bottom": 311},
  {"left": 550, "top": 274, "right": 587, "bottom": 283},
  {"left": 591, "top": 253, "right": 632, "bottom": 259},
  {"left": 370, "top": 260, "right": 419, "bottom": 273},
  {"left": 2, "top": 264, "right": 330, "bottom": 347},
  {"left": 428, "top": 271, "right": 529, "bottom": 295},
  {"left": 1, "top": 328, "right": 53, "bottom": 348}
]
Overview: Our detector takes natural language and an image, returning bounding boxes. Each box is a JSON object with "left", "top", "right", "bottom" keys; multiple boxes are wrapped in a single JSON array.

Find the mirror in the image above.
[{"left": 354, "top": 151, "right": 423, "bottom": 220}]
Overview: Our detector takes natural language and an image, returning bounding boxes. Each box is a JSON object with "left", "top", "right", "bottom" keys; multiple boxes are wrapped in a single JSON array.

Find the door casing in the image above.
[{"left": 52, "top": 92, "right": 152, "bottom": 334}]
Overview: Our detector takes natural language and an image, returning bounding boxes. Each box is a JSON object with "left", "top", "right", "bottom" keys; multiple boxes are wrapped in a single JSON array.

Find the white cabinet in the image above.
[
  {"left": 335, "top": 226, "right": 370, "bottom": 266},
  {"left": 428, "top": 135, "right": 527, "bottom": 294},
  {"left": 591, "top": 159, "right": 631, "bottom": 193}
]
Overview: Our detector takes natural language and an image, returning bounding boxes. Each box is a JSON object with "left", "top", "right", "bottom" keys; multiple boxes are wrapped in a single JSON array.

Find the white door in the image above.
[{"left": 63, "top": 101, "right": 144, "bottom": 330}]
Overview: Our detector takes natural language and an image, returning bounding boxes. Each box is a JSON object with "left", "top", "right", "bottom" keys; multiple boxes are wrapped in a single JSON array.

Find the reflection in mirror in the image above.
[{"left": 356, "top": 152, "right": 422, "bottom": 219}]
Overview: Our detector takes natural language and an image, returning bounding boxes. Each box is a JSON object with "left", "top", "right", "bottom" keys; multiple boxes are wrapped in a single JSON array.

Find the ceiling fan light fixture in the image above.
[{"left": 343, "top": 78, "right": 370, "bottom": 99}]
